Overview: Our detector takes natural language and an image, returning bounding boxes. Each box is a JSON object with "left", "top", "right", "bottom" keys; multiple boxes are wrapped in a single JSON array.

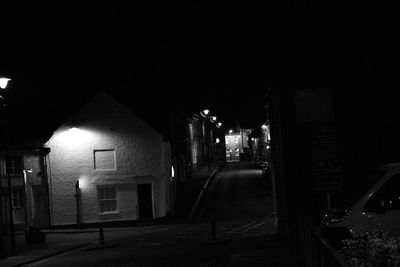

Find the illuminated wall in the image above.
[{"left": 45, "top": 92, "right": 171, "bottom": 226}]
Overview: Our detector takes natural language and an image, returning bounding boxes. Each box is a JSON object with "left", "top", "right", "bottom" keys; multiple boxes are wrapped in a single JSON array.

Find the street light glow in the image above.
[
  {"left": 78, "top": 176, "right": 89, "bottom": 189},
  {"left": 200, "top": 109, "right": 210, "bottom": 117},
  {"left": 54, "top": 127, "right": 93, "bottom": 149},
  {"left": 0, "top": 78, "right": 11, "bottom": 89},
  {"left": 229, "top": 129, "right": 233, "bottom": 134},
  {"left": 217, "top": 122, "right": 222, "bottom": 127},
  {"left": 211, "top": 116, "right": 217, "bottom": 121}
]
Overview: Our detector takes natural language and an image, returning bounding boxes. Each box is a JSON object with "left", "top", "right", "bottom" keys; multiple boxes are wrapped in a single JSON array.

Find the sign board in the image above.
[
  {"left": 295, "top": 88, "right": 333, "bottom": 123},
  {"left": 312, "top": 127, "right": 342, "bottom": 194}
]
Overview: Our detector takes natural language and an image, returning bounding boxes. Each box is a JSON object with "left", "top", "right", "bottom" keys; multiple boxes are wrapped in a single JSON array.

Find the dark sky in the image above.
[{"left": 1, "top": 2, "right": 398, "bottom": 136}]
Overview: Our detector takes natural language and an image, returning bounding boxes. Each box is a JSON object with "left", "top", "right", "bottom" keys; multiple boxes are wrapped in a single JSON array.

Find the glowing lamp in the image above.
[
  {"left": 78, "top": 176, "right": 89, "bottom": 189},
  {"left": 200, "top": 109, "right": 210, "bottom": 117},
  {"left": 211, "top": 116, "right": 217, "bottom": 121},
  {"left": 55, "top": 127, "right": 92, "bottom": 149},
  {"left": 0, "top": 78, "right": 11, "bottom": 89},
  {"left": 217, "top": 122, "right": 222, "bottom": 127}
]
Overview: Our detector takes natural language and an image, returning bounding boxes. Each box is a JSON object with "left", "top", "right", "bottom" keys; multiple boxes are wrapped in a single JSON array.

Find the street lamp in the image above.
[
  {"left": 75, "top": 179, "right": 82, "bottom": 228},
  {"left": 22, "top": 169, "right": 33, "bottom": 231},
  {"left": 0, "top": 77, "right": 16, "bottom": 254},
  {"left": 200, "top": 109, "right": 210, "bottom": 117},
  {"left": 199, "top": 109, "right": 212, "bottom": 171},
  {"left": 0, "top": 78, "right": 11, "bottom": 90}
]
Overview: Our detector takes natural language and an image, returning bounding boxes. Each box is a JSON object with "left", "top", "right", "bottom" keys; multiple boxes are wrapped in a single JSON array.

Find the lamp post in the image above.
[
  {"left": 22, "top": 169, "right": 33, "bottom": 232},
  {"left": 200, "top": 109, "right": 211, "bottom": 172},
  {"left": 75, "top": 180, "right": 82, "bottom": 228},
  {"left": 0, "top": 77, "right": 16, "bottom": 255}
]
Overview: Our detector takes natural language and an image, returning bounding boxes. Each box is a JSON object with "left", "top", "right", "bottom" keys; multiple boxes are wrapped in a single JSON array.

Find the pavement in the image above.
[{"left": 0, "top": 162, "right": 302, "bottom": 267}]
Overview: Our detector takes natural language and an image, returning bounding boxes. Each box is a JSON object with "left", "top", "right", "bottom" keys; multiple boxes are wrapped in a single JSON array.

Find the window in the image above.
[
  {"left": 364, "top": 174, "right": 400, "bottom": 213},
  {"left": 98, "top": 186, "right": 117, "bottom": 213},
  {"left": 6, "top": 156, "right": 23, "bottom": 175},
  {"left": 12, "top": 189, "right": 23, "bottom": 208},
  {"left": 94, "top": 150, "right": 116, "bottom": 170}
]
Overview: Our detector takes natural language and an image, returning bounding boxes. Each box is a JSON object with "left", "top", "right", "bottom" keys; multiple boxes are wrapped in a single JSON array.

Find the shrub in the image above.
[{"left": 340, "top": 229, "right": 400, "bottom": 267}]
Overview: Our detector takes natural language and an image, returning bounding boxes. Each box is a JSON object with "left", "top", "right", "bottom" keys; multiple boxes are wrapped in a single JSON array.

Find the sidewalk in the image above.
[
  {"left": 173, "top": 163, "right": 224, "bottom": 222},
  {"left": 0, "top": 226, "right": 134, "bottom": 267},
  {"left": 0, "top": 232, "right": 89, "bottom": 267}
]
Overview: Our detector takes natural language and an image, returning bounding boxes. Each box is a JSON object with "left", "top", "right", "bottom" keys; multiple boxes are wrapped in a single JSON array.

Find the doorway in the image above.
[{"left": 137, "top": 183, "right": 153, "bottom": 220}]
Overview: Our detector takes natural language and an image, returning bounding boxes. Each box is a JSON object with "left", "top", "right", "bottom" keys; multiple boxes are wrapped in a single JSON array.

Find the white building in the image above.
[{"left": 45, "top": 92, "right": 172, "bottom": 226}]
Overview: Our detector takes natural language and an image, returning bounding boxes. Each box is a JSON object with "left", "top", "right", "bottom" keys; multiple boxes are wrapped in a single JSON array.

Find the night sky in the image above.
[{"left": 1, "top": 2, "right": 398, "bottom": 137}]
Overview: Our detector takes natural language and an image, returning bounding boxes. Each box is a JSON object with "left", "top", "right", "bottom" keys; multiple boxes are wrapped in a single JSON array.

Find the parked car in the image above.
[{"left": 320, "top": 162, "right": 400, "bottom": 247}]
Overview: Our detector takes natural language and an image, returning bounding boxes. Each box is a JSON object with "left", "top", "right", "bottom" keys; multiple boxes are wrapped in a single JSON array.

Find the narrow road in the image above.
[
  {"left": 24, "top": 162, "right": 275, "bottom": 267},
  {"left": 199, "top": 162, "right": 275, "bottom": 236}
]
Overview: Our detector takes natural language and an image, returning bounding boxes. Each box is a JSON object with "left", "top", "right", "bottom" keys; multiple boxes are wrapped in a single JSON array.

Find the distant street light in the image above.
[
  {"left": 200, "top": 109, "right": 210, "bottom": 117},
  {"left": 217, "top": 122, "right": 222, "bottom": 128},
  {"left": 0, "top": 77, "right": 16, "bottom": 254},
  {"left": 229, "top": 129, "right": 233, "bottom": 135},
  {"left": 211, "top": 116, "right": 217, "bottom": 122}
]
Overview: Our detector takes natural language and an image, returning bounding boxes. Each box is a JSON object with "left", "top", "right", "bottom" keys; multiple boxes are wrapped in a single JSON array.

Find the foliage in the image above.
[{"left": 340, "top": 229, "right": 400, "bottom": 267}]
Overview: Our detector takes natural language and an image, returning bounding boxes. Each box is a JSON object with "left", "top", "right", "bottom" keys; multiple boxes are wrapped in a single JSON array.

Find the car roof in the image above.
[{"left": 379, "top": 162, "right": 400, "bottom": 171}]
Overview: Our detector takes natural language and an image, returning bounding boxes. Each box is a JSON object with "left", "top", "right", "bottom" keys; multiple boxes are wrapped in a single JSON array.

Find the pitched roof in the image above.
[{"left": 0, "top": 89, "right": 186, "bottom": 150}]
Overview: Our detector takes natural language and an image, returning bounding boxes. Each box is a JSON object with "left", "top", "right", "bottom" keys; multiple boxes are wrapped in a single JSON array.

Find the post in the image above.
[
  {"left": 75, "top": 180, "right": 81, "bottom": 228},
  {"left": 327, "top": 192, "right": 331, "bottom": 210},
  {"left": 206, "top": 122, "right": 211, "bottom": 172},
  {"left": 22, "top": 170, "right": 29, "bottom": 235},
  {"left": 211, "top": 220, "right": 216, "bottom": 240},
  {"left": 99, "top": 223, "right": 104, "bottom": 245},
  {"left": 4, "top": 118, "right": 16, "bottom": 255}
]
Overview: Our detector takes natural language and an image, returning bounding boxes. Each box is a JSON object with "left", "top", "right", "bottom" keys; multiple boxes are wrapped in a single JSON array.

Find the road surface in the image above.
[{"left": 26, "top": 162, "right": 275, "bottom": 267}]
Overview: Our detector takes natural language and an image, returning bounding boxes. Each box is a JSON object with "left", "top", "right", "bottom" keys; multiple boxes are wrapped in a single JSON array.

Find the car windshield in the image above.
[{"left": 340, "top": 169, "right": 387, "bottom": 208}]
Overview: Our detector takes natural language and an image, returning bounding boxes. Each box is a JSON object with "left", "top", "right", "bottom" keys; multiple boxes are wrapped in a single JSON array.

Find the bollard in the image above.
[
  {"left": 99, "top": 225, "right": 104, "bottom": 245},
  {"left": 211, "top": 220, "right": 216, "bottom": 240}
]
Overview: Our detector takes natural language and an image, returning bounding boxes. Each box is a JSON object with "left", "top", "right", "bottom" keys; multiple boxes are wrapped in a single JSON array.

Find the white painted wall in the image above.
[{"left": 45, "top": 92, "right": 171, "bottom": 226}]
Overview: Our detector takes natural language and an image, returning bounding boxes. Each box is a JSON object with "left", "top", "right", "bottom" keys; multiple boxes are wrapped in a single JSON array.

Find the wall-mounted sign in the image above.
[
  {"left": 295, "top": 88, "right": 333, "bottom": 123},
  {"left": 312, "top": 127, "right": 342, "bottom": 194}
]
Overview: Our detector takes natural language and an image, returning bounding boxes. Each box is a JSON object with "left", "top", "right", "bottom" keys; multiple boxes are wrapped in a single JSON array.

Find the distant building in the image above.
[
  {"left": 44, "top": 92, "right": 172, "bottom": 226},
  {"left": 225, "top": 128, "right": 252, "bottom": 162},
  {"left": 249, "top": 124, "right": 271, "bottom": 163},
  {"left": 0, "top": 146, "right": 51, "bottom": 229}
]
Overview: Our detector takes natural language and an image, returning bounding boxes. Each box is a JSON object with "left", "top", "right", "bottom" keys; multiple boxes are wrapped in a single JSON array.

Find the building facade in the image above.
[{"left": 44, "top": 92, "right": 172, "bottom": 226}]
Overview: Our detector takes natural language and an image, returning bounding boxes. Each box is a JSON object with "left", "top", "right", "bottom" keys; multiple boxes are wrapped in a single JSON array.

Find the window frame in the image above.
[
  {"left": 5, "top": 156, "right": 23, "bottom": 176},
  {"left": 12, "top": 189, "right": 24, "bottom": 209},
  {"left": 97, "top": 186, "right": 118, "bottom": 214}
]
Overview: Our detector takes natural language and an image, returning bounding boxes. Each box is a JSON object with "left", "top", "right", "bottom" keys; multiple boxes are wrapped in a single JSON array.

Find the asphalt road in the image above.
[
  {"left": 26, "top": 162, "right": 275, "bottom": 267},
  {"left": 200, "top": 162, "right": 274, "bottom": 222}
]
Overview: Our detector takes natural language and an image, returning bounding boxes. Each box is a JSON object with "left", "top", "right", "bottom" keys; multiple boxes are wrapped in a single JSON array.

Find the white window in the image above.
[{"left": 98, "top": 186, "right": 117, "bottom": 213}]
